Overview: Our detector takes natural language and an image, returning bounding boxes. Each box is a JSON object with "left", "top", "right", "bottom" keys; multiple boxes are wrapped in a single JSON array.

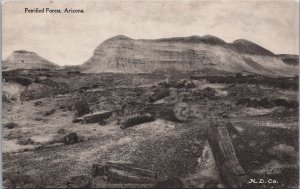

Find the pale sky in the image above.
[{"left": 3, "top": 0, "right": 299, "bottom": 65}]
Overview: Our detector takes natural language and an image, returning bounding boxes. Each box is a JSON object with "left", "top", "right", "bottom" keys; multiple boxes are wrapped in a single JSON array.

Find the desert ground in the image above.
[{"left": 2, "top": 68, "right": 299, "bottom": 188}]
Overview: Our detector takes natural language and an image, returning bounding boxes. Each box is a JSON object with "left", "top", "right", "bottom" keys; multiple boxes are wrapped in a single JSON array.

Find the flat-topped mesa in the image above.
[
  {"left": 154, "top": 35, "right": 226, "bottom": 45},
  {"left": 81, "top": 35, "right": 298, "bottom": 77},
  {"left": 3, "top": 50, "right": 59, "bottom": 70}
]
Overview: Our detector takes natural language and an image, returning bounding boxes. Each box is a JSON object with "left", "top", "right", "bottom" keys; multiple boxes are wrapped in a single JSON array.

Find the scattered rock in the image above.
[
  {"left": 43, "top": 108, "right": 56, "bottom": 116},
  {"left": 66, "top": 175, "right": 90, "bottom": 188},
  {"left": 158, "top": 79, "right": 195, "bottom": 88},
  {"left": 202, "top": 87, "right": 216, "bottom": 98},
  {"left": 63, "top": 132, "right": 79, "bottom": 145},
  {"left": 17, "top": 138, "right": 35, "bottom": 145},
  {"left": 34, "top": 101, "right": 43, "bottom": 106},
  {"left": 257, "top": 98, "right": 273, "bottom": 108},
  {"left": 3, "top": 122, "right": 18, "bottom": 129},
  {"left": 98, "top": 120, "right": 107, "bottom": 126},
  {"left": 222, "top": 114, "right": 230, "bottom": 118},
  {"left": 57, "top": 128, "right": 67, "bottom": 134},
  {"left": 149, "top": 88, "right": 170, "bottom": 103}
]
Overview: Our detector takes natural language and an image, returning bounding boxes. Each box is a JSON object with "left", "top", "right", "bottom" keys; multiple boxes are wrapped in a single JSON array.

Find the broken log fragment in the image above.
[
  {"left": 173, "top": 102, "right": 190, "bottom": 122},
  {"left": 149, "top": 88, "right": 169, "bottom": 103},
  {"left": 120, "top": 113, "right": 155, "bottom": 129},
  {"left": 207, "top": 116, "right": 248, "bottom": 188},
  {"left": 73, "top": 111, "right": 112, "bottom": 124}
]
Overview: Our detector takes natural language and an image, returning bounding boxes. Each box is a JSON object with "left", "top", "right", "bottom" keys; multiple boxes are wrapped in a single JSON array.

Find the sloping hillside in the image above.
[
  {"left": 277, "top": 54, "right": 299, "bottom": 65},
  {"left": 3, "top": 50, "right": 59, "bottom": 70},
  {"left": 81, "top": 35, "right": 298, "bottom": 77}
]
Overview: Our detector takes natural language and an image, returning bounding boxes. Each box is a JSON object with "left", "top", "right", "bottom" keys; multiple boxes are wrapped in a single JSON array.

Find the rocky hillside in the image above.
[
  {"left": 3, "top": 50, "right": 59, "bottom": 70},
  {"left": 81, "top": 35, "right": 298, "bottom": 77}
]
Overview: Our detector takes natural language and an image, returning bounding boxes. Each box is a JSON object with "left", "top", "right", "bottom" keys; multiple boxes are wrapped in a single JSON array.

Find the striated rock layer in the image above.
[{"left": 81, "top": 35, "right": 298, "bottom": 77}]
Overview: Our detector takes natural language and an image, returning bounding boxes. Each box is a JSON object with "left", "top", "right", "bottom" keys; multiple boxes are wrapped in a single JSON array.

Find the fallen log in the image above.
[
  {"left": 207, "top": 116, "right": 248, "bottom": 188},
  {"left": 120, "top": 113, "right": 155, "bottom": 129},
  {"left": 91, "top": 162, "right": 157, "bottom": 185},
  {"left": 106, "top": 162, "right": 156, "bottom": 178}
]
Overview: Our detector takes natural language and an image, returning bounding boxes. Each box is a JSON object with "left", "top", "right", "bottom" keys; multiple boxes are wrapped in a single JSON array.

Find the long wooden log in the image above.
[{"left": 207, "top": 116, "right": 248, "bottom": 188}]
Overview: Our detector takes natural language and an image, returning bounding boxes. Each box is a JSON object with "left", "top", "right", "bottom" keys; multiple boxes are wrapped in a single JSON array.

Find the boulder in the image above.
[
  {"left": 202, "top": 87, "right": 216, "bottom": 98},
  {"left": 63, "top": 132, "right": 79, "bottom": 145},
  {"left": 74, "top": 99, "right": 91, "bottom": 117}
]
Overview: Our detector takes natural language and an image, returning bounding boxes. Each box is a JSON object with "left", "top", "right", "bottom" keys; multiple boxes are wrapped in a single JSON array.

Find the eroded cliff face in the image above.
[
  {"left": 82, "top": 35, "right": 298, "bottom": 77},
  {"left": 3, "top": 50, "right": 59, "bottom": 70}
]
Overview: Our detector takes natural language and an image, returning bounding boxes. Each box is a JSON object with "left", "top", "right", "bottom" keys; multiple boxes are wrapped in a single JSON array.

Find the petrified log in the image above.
[
  {"left": 149, "top": 88, "right": 169, "bottom": 103},
  {"left": 207, "top": 117, "right": 248, "bottom": 188},
  {"left": 173, "top": 102, "right": 190, "bottom": 122},
  {"left": 90, "top": 162, "right": 157, "bottom": 185},
  {"left": 74, "top": 111, "right": 112, "bottom": 124},
  {"left": 106, "top": 162, "right": 156, "bottom": 178},
  {"left": 120, "top": 113, "right": 155, "bottom": 129}
]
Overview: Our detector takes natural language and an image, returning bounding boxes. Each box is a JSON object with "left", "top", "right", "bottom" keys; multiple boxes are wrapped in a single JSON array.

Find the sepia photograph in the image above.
[{"left": 2, "top": 0, "right": 299, "bottom": 188}]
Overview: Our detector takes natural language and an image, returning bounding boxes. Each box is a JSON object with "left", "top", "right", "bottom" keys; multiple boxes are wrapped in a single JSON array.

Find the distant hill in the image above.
[
  {"left": 81, "top": 35, "right": 298, "bottom": 77},
  {"left": 3, "top": 50, "right": 59, "bottom": 70},
  {"left": 226, "top": 39, "right": 275, "bottom": 56}
]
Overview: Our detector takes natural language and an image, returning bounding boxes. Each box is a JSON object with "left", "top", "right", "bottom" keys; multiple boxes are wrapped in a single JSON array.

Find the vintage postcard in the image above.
[{"left": 2, "top": 0, "right": 299, "bottom": 188}]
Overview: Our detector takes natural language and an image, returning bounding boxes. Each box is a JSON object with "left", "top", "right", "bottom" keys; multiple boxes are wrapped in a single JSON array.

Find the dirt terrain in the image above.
[{"left": 2, "top": 68, "right": 298, "bottom": 188}]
